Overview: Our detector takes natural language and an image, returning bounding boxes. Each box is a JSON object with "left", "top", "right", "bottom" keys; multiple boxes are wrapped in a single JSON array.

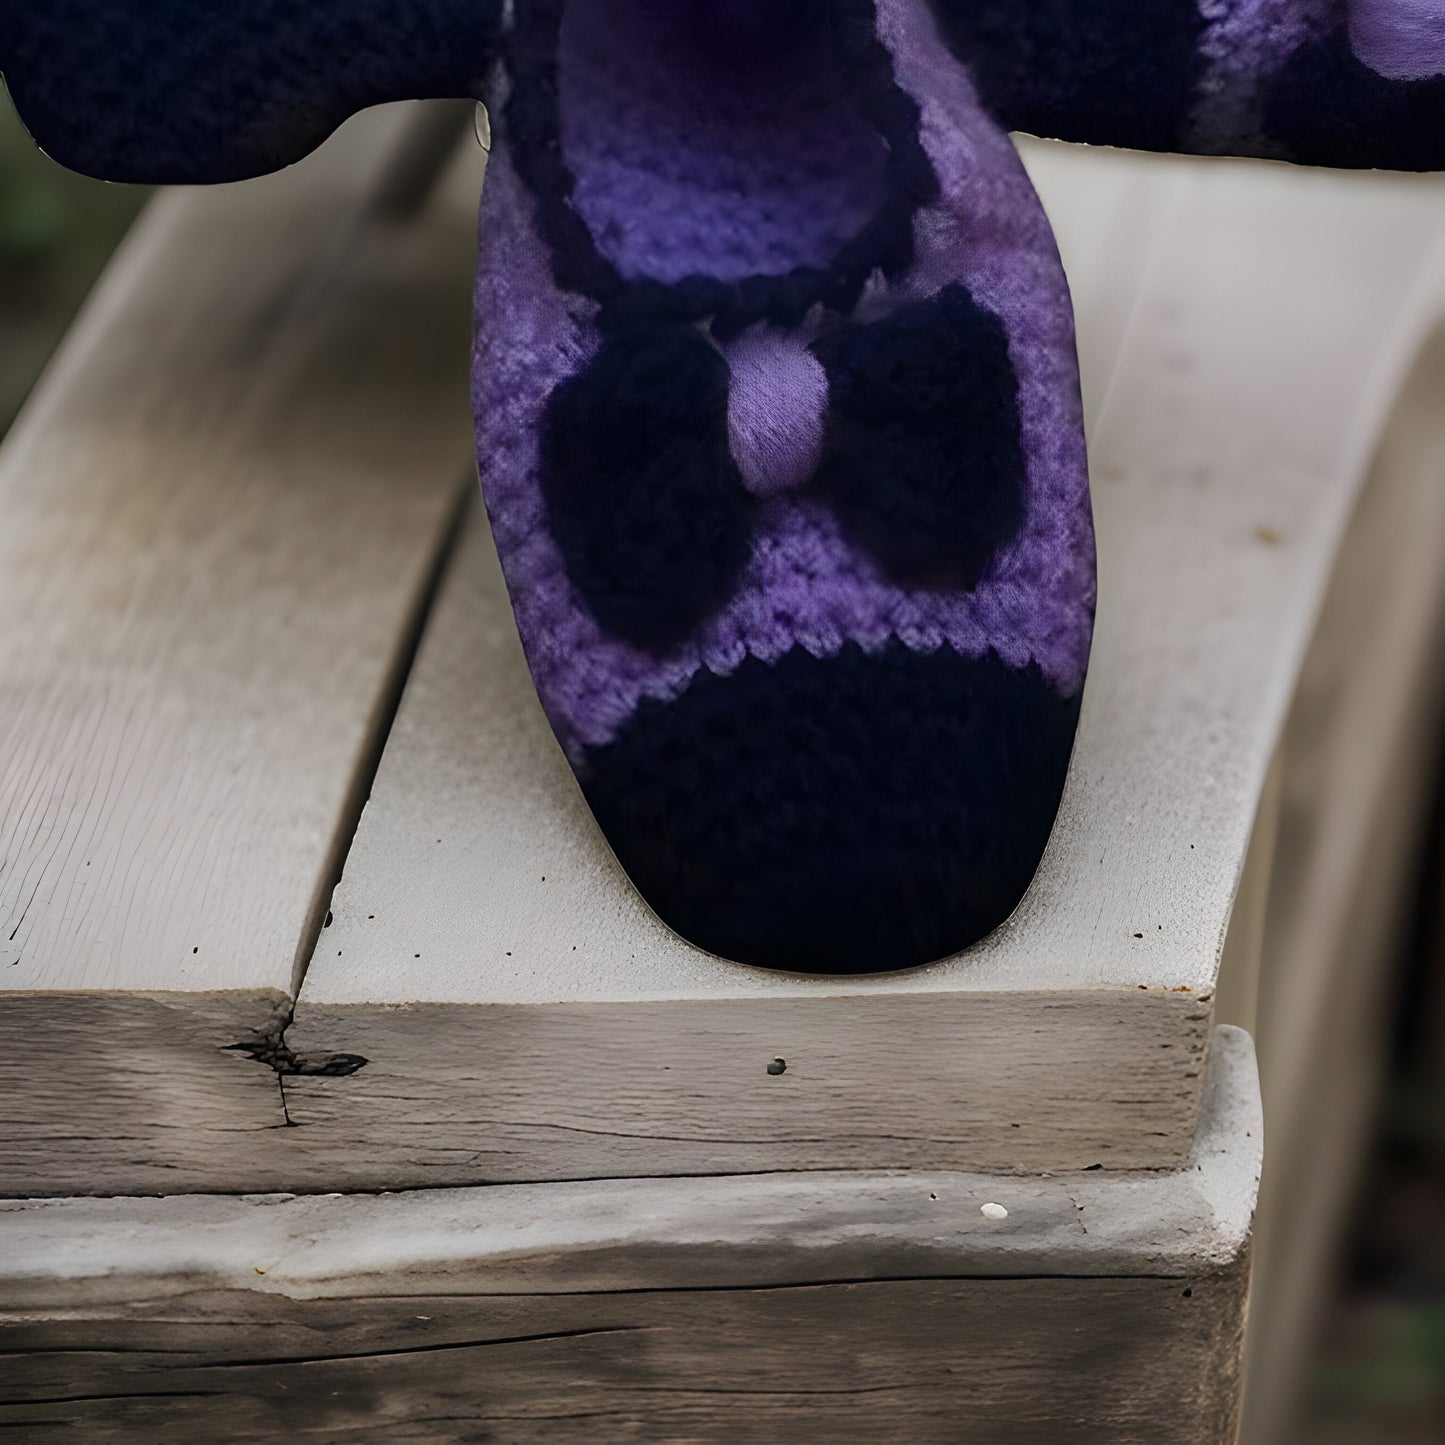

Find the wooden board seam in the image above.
[{"left": 284, "top": 480, "right": 477, "bottom": 1000}]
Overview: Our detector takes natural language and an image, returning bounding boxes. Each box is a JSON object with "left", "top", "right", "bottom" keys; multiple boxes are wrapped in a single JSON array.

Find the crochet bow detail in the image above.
[{"left": 539, "top": 283, "right": 1028, "bottom": 654}]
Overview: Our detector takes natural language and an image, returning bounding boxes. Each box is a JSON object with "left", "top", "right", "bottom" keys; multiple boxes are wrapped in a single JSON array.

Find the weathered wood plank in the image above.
[
  {"left": 0, "top": 1026, "right": 1261, "bottom": 1300},
  {"left": 273, "top": 143, "right": 1445, "bottom": 1189},
  {"left": 0, "top": 106, "right": 481, "bottom": 1192},
  {"left": 278, "top": 990, "right": 1211, "bottom": 1190},
  {"left": 0, "top": 1277, "right": 1247, "bottom": 1444},
  {"left": 0, "top": 1029, "right": 1259, "bottom": 1443}
]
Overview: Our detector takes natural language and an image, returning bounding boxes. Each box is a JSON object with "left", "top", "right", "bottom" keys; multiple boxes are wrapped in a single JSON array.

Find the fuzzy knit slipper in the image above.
[
  {"left": 472, "top": 0, "right": 1093, "bottom": 972},
  {"left": 932, "top": 0, "right": 1445, "bottom": 170},
  {"left": 9, "top": 0, "right": 1443, "bottom": 973},
  {"left": 0, "top": 1, "right": 504, "bottom": 183}
]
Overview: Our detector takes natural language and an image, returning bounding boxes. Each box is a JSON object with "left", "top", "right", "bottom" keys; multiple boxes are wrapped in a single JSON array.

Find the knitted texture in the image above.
[
  {"left": 540, "top": 320, "right": 755, "bottom": 653},
  {"left": 474, "top": 0, "right": 1094, "bottom": 967},
  {"left": 0, "top": 1, "right": 502, "bottom": 182},
  {"left": 1349, "top": 0, "right": 1445, "bottom": 80},
  {"left": 12, "top": 3, "right": 1445, "bottom": 182},
  {"left": 1266, "top": 20, "right": 1445, "bottom": 166},
  {"left": 930, "top": 0, "right": 1445, "bottom": 168},
  {"left": 476, "top": 0, "right": 1093, "bottom": 748},
  {"left": 583, "top": 641, "right": 1080, "bottom": 974},
  {"left": 811, "top": 283, "right": 1027, "bottom": 590},
  {"left": 932, "top": 0, "right": 1210, "bottom": 153}
]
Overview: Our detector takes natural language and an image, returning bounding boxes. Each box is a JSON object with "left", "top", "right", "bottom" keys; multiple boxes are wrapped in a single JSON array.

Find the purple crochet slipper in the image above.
[{"left": 473, "top": 0, "right": 1094, "bottom": 971}]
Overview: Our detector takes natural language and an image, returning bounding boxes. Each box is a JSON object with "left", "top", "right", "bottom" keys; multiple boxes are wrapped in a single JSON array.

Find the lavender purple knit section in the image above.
[
  {"left": 1348, "top": 0, "right": 1445, "bottom": 78},
  {"left": 472, "top": 0, "right": 1094, "bottom": 760},
  {"left": 879, "top": 0, "right": 1092, "bottom": 697},
  {"left": 727, "top": 327, "right": 830, "bottom": 498},
  {"left": 559, "top": 0, "right": 891, "bottom": 284}
]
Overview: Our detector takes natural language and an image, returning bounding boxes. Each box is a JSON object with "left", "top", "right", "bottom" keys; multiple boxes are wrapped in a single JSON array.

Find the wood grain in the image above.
[
  {"left": 0, "top": 1276, "right": 1246, "bottom": 1443},
  {"left": 0, "top": 1029, "right": 1258, "bottom": 1443},
  {"left": 0, "top": 107, "right": 481, "bottom": 1191}
]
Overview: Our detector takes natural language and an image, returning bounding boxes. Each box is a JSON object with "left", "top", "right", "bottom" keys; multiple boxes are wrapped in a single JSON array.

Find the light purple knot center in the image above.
[{"left": 726, "top": 326, "right": 829, "bottom": 498}]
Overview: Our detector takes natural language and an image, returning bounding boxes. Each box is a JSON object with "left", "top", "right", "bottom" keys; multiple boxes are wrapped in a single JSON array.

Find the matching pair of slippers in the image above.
[{"left": 5, "top": 1, "right": 1444, "bottom": 972}]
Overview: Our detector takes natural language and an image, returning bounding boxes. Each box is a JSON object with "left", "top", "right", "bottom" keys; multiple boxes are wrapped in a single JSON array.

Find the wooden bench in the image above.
[{"left": 3, "top": 106, "right": 1444, "bottom": 1440}]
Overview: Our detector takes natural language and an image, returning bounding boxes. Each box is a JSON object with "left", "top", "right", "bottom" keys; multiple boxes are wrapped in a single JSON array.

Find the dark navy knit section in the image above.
[
  {"left": 932, "top": 0, "right": 1207, "bottom": 153},
  {"left": 581, "top": 641, "right": 1080, "bottom": 973},
  {"left": 1265, "top": 25, "right": 1445, "bottom": 171},
  {"left": 541, "top": 322, "right": 755, "bottom": 653},
  {"left": 0, "top": 0, "right": 500, "bottom": 183},
  {"left": 811, "top": 283, "right": 1026, "bottom": 590}
]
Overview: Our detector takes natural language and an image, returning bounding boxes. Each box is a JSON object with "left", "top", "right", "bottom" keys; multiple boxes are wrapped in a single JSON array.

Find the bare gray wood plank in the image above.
[
  {"left": 0, "top": 106, "right": 482, "bottom": 1191},
  {"left": 276, "top": 143, "right": 1445, "bottom": 1188},
  {"left": 0, "top": 1276, "right": 1246, "bottom": 1444},
  {"left": 0, "top": 1028, "right": 1258, "bottom": 1443}
]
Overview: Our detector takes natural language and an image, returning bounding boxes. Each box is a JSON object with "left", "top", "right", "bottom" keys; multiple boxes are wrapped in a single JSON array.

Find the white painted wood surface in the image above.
[
  {"left": 0, "top": 1027, "right": 1260, "bottom": 1442},
  {"left": 0, "top": 107, "right": 482, "bottom": 1193},
  {"left": 278, "top": 144, "right": 1445, "bottom": 1189}
]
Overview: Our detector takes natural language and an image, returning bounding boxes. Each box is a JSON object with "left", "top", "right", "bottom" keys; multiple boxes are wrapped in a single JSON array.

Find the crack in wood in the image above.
[
  {"left": 285, "top": 482, "right": 475, "bottom": 1001},
  {"left": 225, "top": 1008, "right": 367, "bottom": 1085},
  {"left": 3, "top": 1391, "right": 226, "bottom": 1409},
  {"left": 126, "top": 1272, "right": 1231, "bottom": 1308},
  {"left": 307, "top": 1117, "right": 1174, "bottom": 1150},
  {"left": 191, "top": 1325, "right": 646, "bottom": 1370}
]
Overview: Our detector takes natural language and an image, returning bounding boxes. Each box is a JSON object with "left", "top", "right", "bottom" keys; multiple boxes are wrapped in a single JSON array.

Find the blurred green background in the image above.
[
  {"left": 1303, "top": 768, "right": 1445, "bottom": 1445},
  {"left": 0, "top": 84, "right": 146, "bottom": 436},
  {"left": 1, "top": 78, "right": 1441, "bottom": 1444}
]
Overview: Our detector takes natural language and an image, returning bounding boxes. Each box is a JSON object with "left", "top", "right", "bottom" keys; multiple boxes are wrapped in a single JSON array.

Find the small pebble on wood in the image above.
[
  {"left": 981, "top": 1202, "right": 1009, "bottom": 1220},
  {"left": 767, "top": 1058, "right": 787, "bottom": 1076}
]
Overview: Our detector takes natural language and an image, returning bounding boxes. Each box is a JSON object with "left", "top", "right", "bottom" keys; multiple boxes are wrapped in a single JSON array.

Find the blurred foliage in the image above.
[
  {"left": 1304, "top": 764, "right": 1445, "bottom": 1443},
  {"left": 1310, "top": 1304, "right": 1445, "bottom": 1441},
  {"left": 0, "top": 84, "right": 147, "bottom": 435}
]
